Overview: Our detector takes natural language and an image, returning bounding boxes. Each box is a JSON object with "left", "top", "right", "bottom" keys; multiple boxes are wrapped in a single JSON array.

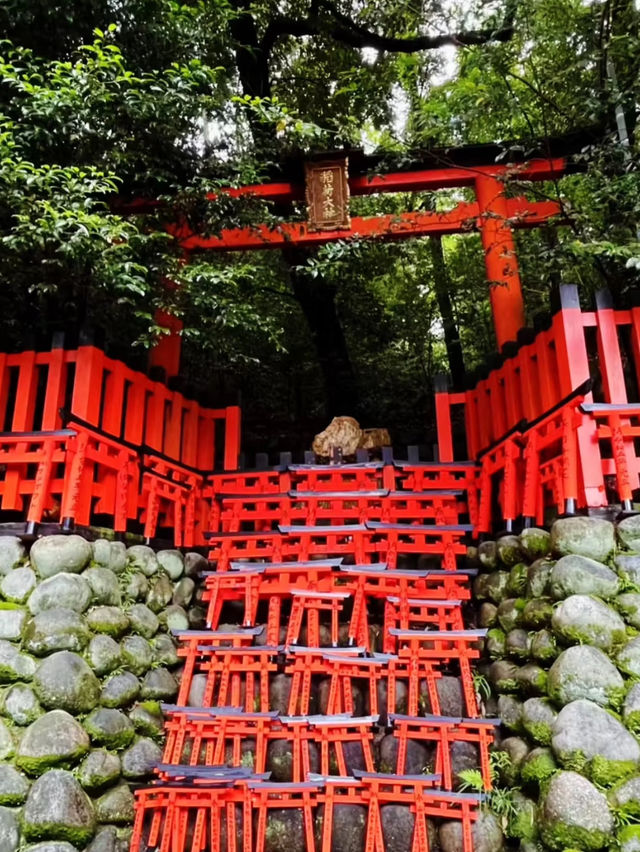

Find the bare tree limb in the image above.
[{"left": 262, "top": 0, "right": 518, "bottom": 59}]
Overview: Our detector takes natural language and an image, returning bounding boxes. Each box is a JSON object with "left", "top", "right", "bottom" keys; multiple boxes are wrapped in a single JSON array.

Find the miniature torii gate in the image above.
[{"left": 149, "top": 153, "right": 566, "bottom": 378}]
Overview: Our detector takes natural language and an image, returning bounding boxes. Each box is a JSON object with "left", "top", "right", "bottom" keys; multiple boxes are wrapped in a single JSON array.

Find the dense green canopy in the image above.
[{"left": 0, "top": 0, "right": 638, "bottom": 449}]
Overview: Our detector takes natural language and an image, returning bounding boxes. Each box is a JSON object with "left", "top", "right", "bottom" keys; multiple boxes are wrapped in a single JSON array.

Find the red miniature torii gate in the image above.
[{"left": 150, "top": 156, "right": 566, "bottom": 377}]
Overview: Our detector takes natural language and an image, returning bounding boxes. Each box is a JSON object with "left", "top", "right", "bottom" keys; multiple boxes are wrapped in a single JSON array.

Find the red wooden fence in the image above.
[
  {"left": 436, "top": 285, "right": 640, "bottom": 528},
  {"left": 0, "top": 344, "right": 241, "bottom": 544}
]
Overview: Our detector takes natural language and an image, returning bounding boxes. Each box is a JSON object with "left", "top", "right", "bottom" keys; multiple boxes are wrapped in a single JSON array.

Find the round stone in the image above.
[
  {"left": 551, "top": 516, "right": 615, "bottom": 562},
  {"left": 84, "top": 709, "right": 135, "bottom": 749},
  {"left": 145, "top": 574, "right": 173, "bottom": 613},
  {"left": 616, "top": 554, "right": 640, "bottom": 585},
  {"left": 140, "top": 668, "right": 177, "bottom": 700},
  {"left": 618, "top": 637, "right": 640, "bottom": 678},
  {"left": 552, "top": 699, "right": 640, "bottom": 780},
  {"left": 0, "top": 639, "right": 36, "bottom": 681},
  {"left": 550, "top": 554, "right": 620, "bottom": 600},
  {"left": 100, "top": 672, "right": 140, "bottom": 708},
  {"left": 610, "top": 776, "right": 640, "bottom": 816},
  {"left": 84, "top": 825, "right": 130, "bottom": 852},
  {"left": 128, "top": 702, "right": 164, "bottom": 738},
  {"left": 85, "top": 606, "right": 129, "bottom": 638},
  {"left": 439, "top": 811, "right": 503, "bottom": 852},
  {"left": 92, "top": 540, "right": 127, "bottom": 574},
  {"left": 484, "top": 571, "right": 509, "bottom": 604},
  {"left": 478, "top": 540, "right": 498, "bottom": 570},
  {"left": 0, "top": 805, "right": 19, "bottom": 852},
  {"left": 16, "top": 710, "right": 90, "bottom": 774},
  {"left": 548, "top": 645, "right": 624, "bottom": 706},
  {"left": 121, "top": 737, "right": 162, "bottom": 778},
  {"left": 23, "top": 608, "right": 91, "bottom": 655},
  {"left": 0, "top": 719, "right": 14, "bottom": 760},
  {"left": 82, "top": 567, "right": 121, "bottom": 606},
  {"left": 151, "top": 634, "right": 178, "bottom": 667},
  {"left": 33, "top": 651, "right": 101, "bottom": 713},
  {"left": 4, "top": 683, "right": 43, "bottom": 725},
  {"left": 625, "top": 683, "right": 640, "bottom": 734},
  {"left": 526, "top": 559, "right": 553, "bottom": 598},
  {"left": 0, "top": 536, "right": 26, "bottom": 575},
  {"left": 77, "top": 749, "right": 121, "bottom": 791},
  {"left": 0, "top": 606, "right": 26, "bottom": 639},
  {"left": 616, "top": 593, "right": 640, "bottom": 629},
  {"left": 94, "top": 783, "right": 135, "bottom": 824},
  {"left": 551, "top": 594, "right": 626, "bottom": 651},
  {"left": 497, "top": 695, "right": 523, "bottom": 732},
  {"left": 530, "top": 628, "right": 558, "bottom": 662},
  {"left": 22, "top": 769, "right": 96, "bottom": 845},
  {"left": 29, "top": 574, "right": 93, "bottom": 615},
  {"left": 86, "top": 635, "right": 121, "bottom": 675},
  {"left": 184, "top": 552, "right": 208, "bottom": 578},
  {"left": 123, "top": 572, "right": 148, "bottom": 602},
  {"left": 30, "top": 535, "right": 92, "bottom": 579},
  {"left": 24, "top": 843, "right": 80, "bottom": 852},
  {"left": 172, "top": 577, "right": 195, "bottom": 608},
  {"left": 497, "top": 535, "right": 524, "bottom": 567},
  {"left": 540, "top": 770, "right": 613, "bottom": 850},
  {"left": 159, "top": 604, "right": 188, "bottom": 632},
  {"left": 618, "top": 515, "right": 640, "bottom": 551},
  {"left": 119, "top": 636, "right": 153, "bottom": 675},
  {"left": 157, "top": 550, "right": 184, "bottom": 580},
  {"left": 522, "top": 697, "right": 557, "bottom": 745},
  {"left": 0, "top": 763, "right": 30, "bottom": 804},
  {"left": 127, "top": 604, "right": 159, "bottom": 638},
  {"left": 126, "top": 546, "right": 158, "bottom": 577},
  {"left": 1, "top": 566, "right": 36, "bottom": 602},
  {"left": 519, "top": 527, "right": 551, "bottom": 560}
]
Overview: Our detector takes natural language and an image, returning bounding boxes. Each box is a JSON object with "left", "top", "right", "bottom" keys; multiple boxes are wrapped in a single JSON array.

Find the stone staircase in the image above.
[{"left": 130, "top": 460, "right": 493, "bottom": 852}]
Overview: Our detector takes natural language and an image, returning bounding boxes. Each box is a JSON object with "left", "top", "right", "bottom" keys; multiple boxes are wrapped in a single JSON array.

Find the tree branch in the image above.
[{"left": 262, "top": 0, "right": 518, "bottom": 59}]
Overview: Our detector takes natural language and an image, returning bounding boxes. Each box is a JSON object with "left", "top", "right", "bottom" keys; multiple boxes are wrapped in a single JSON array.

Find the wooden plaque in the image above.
[{"left": 305, "top": 157, "right": 350, "bottom": 231}]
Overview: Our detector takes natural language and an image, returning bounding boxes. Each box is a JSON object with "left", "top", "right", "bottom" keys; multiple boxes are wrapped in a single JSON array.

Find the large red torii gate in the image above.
[{"left": 150, "top": 154, "right": 567, "bottom": 377}]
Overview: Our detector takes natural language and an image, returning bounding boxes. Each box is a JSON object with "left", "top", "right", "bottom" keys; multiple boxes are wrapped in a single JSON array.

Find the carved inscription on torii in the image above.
[{"left": 305, "top": 157, "right": 350, "bottom": 231}]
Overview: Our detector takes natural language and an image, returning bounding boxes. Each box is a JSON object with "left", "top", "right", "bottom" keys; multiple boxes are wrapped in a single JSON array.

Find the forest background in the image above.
[{"left": 0, "top": 0, "right": 638, "bottom": 453}]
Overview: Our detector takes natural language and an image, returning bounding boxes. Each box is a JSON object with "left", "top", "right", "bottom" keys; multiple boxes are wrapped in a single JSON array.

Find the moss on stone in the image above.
[
  {"left": 590, "top": 755, "right": 637, "bottom": 788},
  {"left": 540, "top": 821, "right": 611, "bottom": 851},
  {"left": 520, "top": 748, "right": 557, "bottom": 786}
]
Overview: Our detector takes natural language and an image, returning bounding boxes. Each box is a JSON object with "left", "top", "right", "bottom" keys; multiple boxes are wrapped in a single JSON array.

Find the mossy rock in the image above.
[
  {"left": 77, "top": 749, "right": 121, "bottom": 791},
  {"left": 16, "top": 710, "right": 90, "bottom": 774},
  {"left": 520, "top": 747, "right": 557, "bottom": 787},
  {"left": 507, "top": 792, "right": 538, "bottom": 841},
  {"left": 616, "top": 593, "right": 640, "bottom": 629},
  {"left": 23, "top": 608, "right": 91, "bottom": 655},
  {"left": 478, "top": 603, "right": 498, "bottom": 628},
  {"left": 519, "top": 527, "right": 551, "bottom": 560},
  {"left": 506, "top": 563, "right": 529, "bottom": 596},
  {"left": 521, "top": 597, "right": 554, "bottom": 628},
  {"left": 33, "top": 650, "right": 101, "bottom": 713},
  {"left": 609, "top": 776, "right": 640, "bottom": 817},
  {"left": 93, "top": 782, "right": 135, "bottom": 824},
  {"left": 496, "top": 597, "right": 525, "bottom": 632},
  {"left": 478, "top": 541, "right": 498, "bottom": 571},
  {"left": 516, "top": 663, "right": 547, "bottom": 696},
  {"left": 625, "top": 683, "right": 640, "bottom": 734},
  {"left": 22, "top": 768, "right": 97, "bottom": 846},
  {"left": 497, "top": 694, "right": 524, "bottom": 732},
  {"left": 551, "top": 516, "right": 615, "bottom": 562},
  {"left": 120, "top": 635, "right": 153, "bottom": 676},
  {"left": 540, "top": 770, "right": 613, "bottom": 851},
  {"left": 484, "top": 571, "right": 510, "bottom": 605},
  {"left": 489, "top": 660, "right": 520, "bottom": 693},
  {"left": 530, "top": 629, "right": 558, "bottom": 662},
  {"left": 618, "top": 824, "right": 640, "bottom": 852},
  {"left": 128, "top": 702, "right": 164, "bottom": 739},
  {"left": 522, "top": 697, "right": 557, "bottom": 745},
  {"left": 547, "top": 644, "right": 624, "bottom": 707},
  {"left": 0, "top": 763, "right": 29, "bottom": 805},
  {"left": 85, "top": 606, "right": 129, "bottom": 638},
  {"left": 550, "top": 554, "right": 620, "bottom": 600},
  {"left": 618, "top": 637, "right": 640, "bottom": 678},
  {"left": 485, "top": 628, "right": 506, "bottom": 659},
  {"left": 84, "top": 708, "right": 135, "bottom": 749},
  {"left": 551, "top": 594, "right": 627, "bottom": 651},
  {"left": 526, "top": 558, "right": 554, "bottom": 598},
  {"left": 497, "top": 535, "right": 524, "bottom": 567},
  {"left": 505, "top": 628, "right": 530, "bottom": 660}
]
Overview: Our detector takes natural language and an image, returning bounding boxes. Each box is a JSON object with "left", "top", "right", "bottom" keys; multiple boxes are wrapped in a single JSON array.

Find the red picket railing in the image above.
[
  {"left": 436, "top": 285, "right": 640, "bottom": 521},
  {"left": 0, "top": 343, "right": 241, "bottom": 543}
]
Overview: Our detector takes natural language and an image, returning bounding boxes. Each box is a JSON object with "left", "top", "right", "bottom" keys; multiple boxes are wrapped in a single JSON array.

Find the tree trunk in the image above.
[
  {"left": 428, "top": 236, "right": 466, "bottom": 387},
  {"left": 287, "top": 257, "right": 360, "bottom": 418}
]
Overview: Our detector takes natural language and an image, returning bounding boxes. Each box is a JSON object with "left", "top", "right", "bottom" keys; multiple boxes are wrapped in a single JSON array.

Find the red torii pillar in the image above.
[{"left": 475, "top": 174, "right": 526, "bottom": 349}]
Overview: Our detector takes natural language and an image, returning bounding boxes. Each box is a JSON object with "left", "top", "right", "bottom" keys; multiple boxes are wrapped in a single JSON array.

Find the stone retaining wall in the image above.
[
  {"left": 474, "top": 515, "right": 640, "bottom": 852},
  {"left": 0, "top": 533, "right": 207, "bottom": 852}
]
